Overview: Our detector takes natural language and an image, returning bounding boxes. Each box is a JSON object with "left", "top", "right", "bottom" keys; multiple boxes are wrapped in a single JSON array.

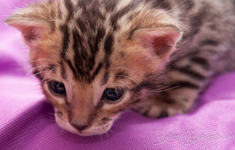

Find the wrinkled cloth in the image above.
[{"left": 1, "top": 0, "right": 235, "bottom": 149}]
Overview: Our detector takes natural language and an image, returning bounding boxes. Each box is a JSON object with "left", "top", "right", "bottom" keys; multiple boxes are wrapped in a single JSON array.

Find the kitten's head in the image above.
[{"left": 6, "top": 0, "right": 182, "bottom": 136}]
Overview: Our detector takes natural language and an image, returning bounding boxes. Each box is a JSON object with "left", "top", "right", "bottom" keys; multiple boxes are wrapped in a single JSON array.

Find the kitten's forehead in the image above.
[
  {"left": 30, "top": 0, "right": 176, "bottom": 83},
  {"left": 56, "top": 0, "right": 125, "bottom": 83}
]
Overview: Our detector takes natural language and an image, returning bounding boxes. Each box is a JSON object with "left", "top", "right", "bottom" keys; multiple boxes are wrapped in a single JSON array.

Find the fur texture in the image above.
[{"left": 5, "top": 0, "right": 235, "bottom": 136}]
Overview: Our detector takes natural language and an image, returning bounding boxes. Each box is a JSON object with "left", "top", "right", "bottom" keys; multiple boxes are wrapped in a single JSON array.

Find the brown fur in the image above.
[{"left": 5, "top": 0, "right": 235, "bottom": 136}]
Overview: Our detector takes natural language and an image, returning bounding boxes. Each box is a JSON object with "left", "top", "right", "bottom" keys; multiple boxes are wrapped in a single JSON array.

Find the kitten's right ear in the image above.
[{"left": 5, "top": 15, "right": 50, "bottom": 46}]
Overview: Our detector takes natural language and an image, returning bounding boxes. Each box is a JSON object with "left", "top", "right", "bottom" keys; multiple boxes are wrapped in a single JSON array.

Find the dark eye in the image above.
[
  {"left": 102, "top": 87, "right": 124, "bottom": 102},
  {"left": 48, "top": 81, "right": 66, "bottom": 95}
]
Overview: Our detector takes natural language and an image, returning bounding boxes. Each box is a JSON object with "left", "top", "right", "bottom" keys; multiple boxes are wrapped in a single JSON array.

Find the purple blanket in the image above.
[{"left": 1, "top": 0, "right": 235, "bottom": 149}]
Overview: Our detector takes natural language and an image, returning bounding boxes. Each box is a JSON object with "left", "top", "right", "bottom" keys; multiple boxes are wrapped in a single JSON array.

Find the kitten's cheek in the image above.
[
  {"left": 53, "top": 108, "right": 78, "bottom": 134},
  {"left": 55, "top": 115, "right": 79, "bottom": 134}
]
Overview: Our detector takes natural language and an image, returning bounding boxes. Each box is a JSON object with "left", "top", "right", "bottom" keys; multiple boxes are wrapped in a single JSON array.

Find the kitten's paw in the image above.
[
  {"left": 133, "top": 103, "right": 187, "bottom": 119},
  {"left": 147, "top": 105, "right": 185, "bottom": 118}
]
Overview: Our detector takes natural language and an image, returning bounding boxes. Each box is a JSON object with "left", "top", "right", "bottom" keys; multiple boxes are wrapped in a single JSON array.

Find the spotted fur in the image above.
[{"left": 5, "top": 0, "right": 235, "bottom": 136}]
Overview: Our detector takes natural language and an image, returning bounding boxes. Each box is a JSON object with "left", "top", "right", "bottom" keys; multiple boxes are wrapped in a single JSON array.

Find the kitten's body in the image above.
[{"left": 6, "top": 0, "right": 235, "bottom": 136}]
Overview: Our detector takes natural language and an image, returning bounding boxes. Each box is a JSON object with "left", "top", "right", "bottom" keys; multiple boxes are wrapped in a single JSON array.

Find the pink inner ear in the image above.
[
  {"left": 148, "top": 34, "right": 172, "bottom": 56},
  {"left": 15, "top": 24, "right": 44, "bottom": 46},
  {"left": 20, "top": 26, "right": 42, "bottom": 44},
  {"left": 6, "top": 19, "right": 44, "bottom": 45},
  {"left": 139, "top": 29, "right": 181, "bottom": 58}
]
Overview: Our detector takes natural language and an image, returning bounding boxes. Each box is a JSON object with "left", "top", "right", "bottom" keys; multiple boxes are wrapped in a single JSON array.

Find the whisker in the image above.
[
  {"left": 117, "top": 80, "right": 134, "bottom": 93},
  {"left": 32, "top": 59, "right": 63, "bottom": 68},
  {"left": 100, "top": 134, "right": 103, "bottom": 142},
  {"left": 41, "top": 77, "right": 47, "bottom": 82},
  {"left": 31, "top": 58, "right": 55, "bottom": 62},
  {"left": 25, "top": 65, "right": 48, "bottom": 78},
  {"left": 33, "top": 70, "right": 47, "bottom": 77},
  {"left": 151, "top": 83, "right": 175, "bottom": 91},
  {"left": 117, "top": 75, "right": 141, "bottom": 88},
  {"left": 48, "top": 113, "right": 55, "bottom": 116},
  {"left": 105, "top": 132, "right": 109, "bottom": 138},
  {"left": 38, "top": 67, "right": 56, "bottom": 82},
  {"left": 154, "top": 85, "right": 181, "bottom": 93},
  {"left": 112, "top": 67, "right": 130, "bottom": 70},
  {"left": 113, "top": 67, "right": 179, "bottom": 94},
  {"left": 109, "top": 129, "right": 114, "bottom": 133}
]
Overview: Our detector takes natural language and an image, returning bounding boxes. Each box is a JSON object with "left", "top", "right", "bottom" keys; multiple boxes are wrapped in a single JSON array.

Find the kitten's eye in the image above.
[
  {"left": 102, "top": 87, "right": 124, "bottom": 102},
  {"left": 48, "top": 81, "right": 66, "bottom": 95}
]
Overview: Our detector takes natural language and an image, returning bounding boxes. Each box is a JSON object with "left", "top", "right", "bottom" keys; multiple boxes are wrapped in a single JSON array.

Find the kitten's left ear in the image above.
[
  {"left": 133, "top": 28, "right": 182, "bottom": 60},
  {"left": 5, "top": 15, "right": 51, "bottom": 47}
]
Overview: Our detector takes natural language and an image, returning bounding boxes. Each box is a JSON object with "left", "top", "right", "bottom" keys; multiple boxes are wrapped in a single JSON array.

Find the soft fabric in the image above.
[{"left": 1, "top": 0, "right": 235, "bottom": 149}]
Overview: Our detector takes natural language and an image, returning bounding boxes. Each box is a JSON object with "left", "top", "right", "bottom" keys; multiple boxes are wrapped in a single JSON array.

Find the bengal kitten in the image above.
[{"left": 5, "top": 0, "right": 235, "bottom": 136}]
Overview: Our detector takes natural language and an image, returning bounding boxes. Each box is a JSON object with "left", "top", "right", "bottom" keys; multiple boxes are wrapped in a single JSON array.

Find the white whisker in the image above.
[
  {"left": 41, "top": 77, "right": 47, "bottom": 82},
  {"left": 48, "top": 113, "right": 55, "bottom": 116},
  {"left": 109, "top": 129, "right": 114, "bottom": 133},
  {"left": 152, "top": 83, "right": 175, "bottom": 91},
  {"left": 117, "top": 75, "right": 141, "bottom": 88},
  {"left": 25, "top": 65, "right": 48, "bottom": 78},
  {"left": 117, "top": 80, "right": 134, "bottom": 93},
  {"left": 31, "top": 58, "right": 55, "bottom": 62},
  {"left": 32, "top": 59, "right": 63, "bottom": 68},
  {"left": 112, "top": 67, "right": 129, "bottom": 70},
  {"left": 105, "top": 132, "right": 109, "bottom": 138},
  {"left": 155, "top": 85, "right": 180, "bottom": 93},
  {"left": 33, "top": 70, "right": 47, "bottom": 77},
  {"left": 38, "top": 67, "right": 56, "bottom": 82}
]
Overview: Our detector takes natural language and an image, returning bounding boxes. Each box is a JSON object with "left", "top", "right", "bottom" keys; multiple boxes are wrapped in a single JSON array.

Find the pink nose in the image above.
[{"left": 71, "top": 123, "right": 89, "bottom": 131}]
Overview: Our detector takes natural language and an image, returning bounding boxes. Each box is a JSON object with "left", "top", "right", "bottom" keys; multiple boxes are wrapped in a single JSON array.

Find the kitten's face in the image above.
[
  {"left": 6, "top": 0, "right": 181, "bottom": 136},
  {"left": 30, "top": 30, "right": 165, "bottom": 136}
]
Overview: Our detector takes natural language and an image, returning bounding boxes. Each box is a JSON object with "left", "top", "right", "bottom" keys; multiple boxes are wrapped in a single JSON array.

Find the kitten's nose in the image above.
[{"left": 71, "top": 123, "right": 89, "bottom": 131}]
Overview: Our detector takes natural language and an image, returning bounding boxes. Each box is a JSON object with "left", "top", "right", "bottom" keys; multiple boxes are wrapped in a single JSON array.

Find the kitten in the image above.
[{"left": 5, "top": 0, "right": 235, "bottom": 136}]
